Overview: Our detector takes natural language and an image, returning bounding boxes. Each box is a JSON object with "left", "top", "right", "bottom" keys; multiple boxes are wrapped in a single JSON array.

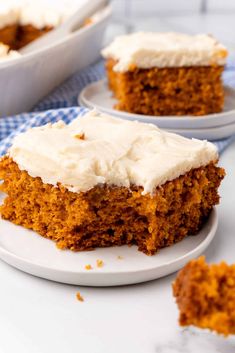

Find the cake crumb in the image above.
[
  {"left": 76, "top": 292, "right": 84, "bottom": 302},
  {"left": 96, "top": 259, "right": 104, "bottom": 268},
  {"left": 117, "top": 255, "right": 123, "bottom": 260},
  {"left": 83, "top": 18, "right": 93, "bottom": 26},
  {"left": 74, "top": 133, "right": 85, "bottom": 140},
  {"left": 85, "top": 264, "right": 93, "bottom": 270}
]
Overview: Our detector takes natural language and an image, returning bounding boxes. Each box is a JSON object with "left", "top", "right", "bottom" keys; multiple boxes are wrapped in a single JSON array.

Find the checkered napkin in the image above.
[{"left": 0, "top": 59, "right": 234, "bottom": 156}]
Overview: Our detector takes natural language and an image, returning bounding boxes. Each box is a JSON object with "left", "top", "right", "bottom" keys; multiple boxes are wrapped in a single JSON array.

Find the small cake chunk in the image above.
[
  {"left": 76, "top": 291, "right": 84, "bottom": 302},
  {"left": 101, "top": 32, "right": 228, "bottom": 116},
  {"left": 85, "top": 264, "right": 93, "bottom": 270},
  {"left": 96, "top": 259, "right": 104, "bottom": 268},
  {"left": 173, "top": 256, "right": 235, "bottom": 336}
]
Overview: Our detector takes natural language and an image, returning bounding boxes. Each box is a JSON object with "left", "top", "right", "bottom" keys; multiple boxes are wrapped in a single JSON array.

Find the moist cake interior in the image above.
[{"left": 106, "top": 58, "right": 224, "bottom": 116}]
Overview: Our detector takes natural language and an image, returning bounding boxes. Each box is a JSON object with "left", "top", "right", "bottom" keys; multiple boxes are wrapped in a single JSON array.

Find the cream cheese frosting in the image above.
[
  {"left": 101, "top": 32, "right": 228, "bottom": 72},
  {"left": 0, "top": 1, "right": 20, "bottom": 30},
  {"left": 0, "top": 0, "right": 83, "bottom": 30},
  {"left": 19, "top": 3, "right": 63, "bottom": 29},
  {"left": 9, "top": 110, "right": 218, "bottom": 194}
]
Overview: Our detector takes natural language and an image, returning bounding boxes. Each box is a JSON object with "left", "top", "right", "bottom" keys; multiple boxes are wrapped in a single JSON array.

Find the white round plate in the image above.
[
  {"left": 166, "top": 121, "right": 235, "bottom": 140},
  {"left": 0, "top": 208, "right": 217, "bottom": 286},
  {"left": 78, "top": 79, "right": 235, "bottom": 130}
]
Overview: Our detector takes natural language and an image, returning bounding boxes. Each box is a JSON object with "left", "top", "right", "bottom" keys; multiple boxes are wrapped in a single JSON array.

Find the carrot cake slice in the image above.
[
  {"left": 101, "top": 32, "right": 228, "bottom": 116},
  {"left": 173, "top": 256, "right": 235, "bottom": 336},
  {"left": 0, "top": 2, "right": 19, "bottom": 48},
  {"left": 0, "top": 111, "right": 225, "bottom": 255}
]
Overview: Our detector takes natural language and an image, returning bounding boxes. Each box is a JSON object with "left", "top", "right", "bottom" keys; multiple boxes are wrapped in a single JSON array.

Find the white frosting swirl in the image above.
[
  {"left": 101, "top": 32, "right": 228, "bottom": 72},
  {"left": 9, "top": 110, "right": 218, "bottom": 194}
]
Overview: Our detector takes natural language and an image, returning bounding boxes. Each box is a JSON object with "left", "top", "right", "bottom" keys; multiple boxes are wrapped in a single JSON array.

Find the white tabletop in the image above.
[{"left": 0, "top": 139, "right": 234, "bottom": 353}]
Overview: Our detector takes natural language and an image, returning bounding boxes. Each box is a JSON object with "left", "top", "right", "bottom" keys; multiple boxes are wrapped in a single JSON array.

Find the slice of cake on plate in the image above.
[
  {"left": 101, "top": 32, "right": 228, "bottom": 116},
  {"left": 173, "top": 256, "right": 235, "bottom": 336},
  {"left": 0, "top": 111, "right": 225, "bottom": 255}
]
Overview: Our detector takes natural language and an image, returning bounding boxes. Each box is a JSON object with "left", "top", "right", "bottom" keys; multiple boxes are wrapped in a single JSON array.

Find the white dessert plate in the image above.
[
  {"left": 0, "top": 206, "right": 217, "bottom": 287},
  {"left": 78, "top": 79, "right": 235, "bottom": 130},
  {"left": 166, "top": 121, "right": 235, "bottom": 140}
]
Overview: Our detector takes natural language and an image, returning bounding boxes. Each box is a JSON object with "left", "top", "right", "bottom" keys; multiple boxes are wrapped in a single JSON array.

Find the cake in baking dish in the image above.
[
  {"left": 0, "top": 1, "right": 101, "bottom": 51},
  {"left": 0, "top": 1, "right": 71, "bottom": 50},
  {"left": 0, "top": 111, "right": 225, "bottom": 255},
  {"left": 16, "top": 3, "right": 63, "bottom": 49},
  {"left": 101, "top": 32, "right": 228, "bottom": 116},
  {"left": 173, "top": 256, "right": 235, "bottom": 336}
]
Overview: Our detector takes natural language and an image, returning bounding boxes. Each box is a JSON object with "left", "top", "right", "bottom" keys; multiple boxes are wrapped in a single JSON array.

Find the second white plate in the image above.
[
  {"left": 0, "top": 208, "right": 217, "bottom": 287},
  {"left": 166, "top": 122, "right": 235, "bottom": 140},
  {"left": 78, "top": 80, "right": 235, "bottom": 139}
]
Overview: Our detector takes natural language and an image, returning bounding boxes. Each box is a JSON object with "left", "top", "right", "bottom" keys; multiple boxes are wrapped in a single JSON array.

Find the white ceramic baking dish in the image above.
[{"left": 0, "top": 5, "right": 111, "bottom": 117}]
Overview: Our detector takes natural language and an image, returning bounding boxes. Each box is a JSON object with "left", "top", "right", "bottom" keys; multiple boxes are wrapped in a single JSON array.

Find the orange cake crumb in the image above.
[
  {"left": 173, "top": 256, "right": 235, "bottom": 336},
  {"left": 74, "top": 133, "right": 85, "bottom": 140},
  {"left": 83, "top": 18, "right": 93, "bottom": 26},
  {"left": 117, "top": 256, "right": 123, "bottom": 260},
  {"left": 85, "top": 264, "right": 93, "bottom": 270},
  {"left": 76, "top": 292, "right": 84, "bottom": 302},
  {"left": 96, "top": 259, "right": 104, "bottom": 268}
]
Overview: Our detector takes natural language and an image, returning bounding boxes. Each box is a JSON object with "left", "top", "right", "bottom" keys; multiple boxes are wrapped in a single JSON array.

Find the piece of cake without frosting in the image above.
[
  {"left": 101, "top": 32, "right": 228, "bottom": 116},
  {"left": 0, "top": 111, "right": 225, "bottom": 255},
  {"left": 173, "top": 256, "right": 235, "bottom": 336}
]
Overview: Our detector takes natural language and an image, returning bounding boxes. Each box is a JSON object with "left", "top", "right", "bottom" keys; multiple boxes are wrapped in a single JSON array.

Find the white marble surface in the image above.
[{"left": 0, "top": 141, "right": 234, "bottom": 353}]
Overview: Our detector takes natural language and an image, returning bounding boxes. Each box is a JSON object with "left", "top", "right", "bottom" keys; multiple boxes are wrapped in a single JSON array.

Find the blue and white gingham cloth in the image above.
[{"left": 0, "top": 59, "right": 234, "bottom": 156}]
